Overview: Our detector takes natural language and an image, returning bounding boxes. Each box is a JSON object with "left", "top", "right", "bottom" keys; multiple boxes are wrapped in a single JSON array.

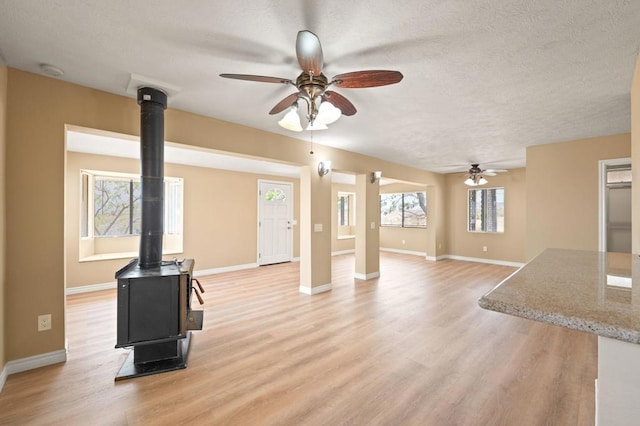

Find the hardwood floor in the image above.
[{"left": 0, "top": 253, "right": 597, "bottom": 425}]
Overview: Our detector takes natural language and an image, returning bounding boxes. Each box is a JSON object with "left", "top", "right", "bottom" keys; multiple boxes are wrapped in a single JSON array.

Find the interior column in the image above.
[
  {"left": 355, "top": 173, "right": 380, "bottom": 280},
  {"left": 632, "top": 52, "right": 640, "bottom": 254},
  {"left": 299, "top": 165, "right": 332, "bottom": 294},
  {"left": 426, "top": 185, "right": 438, "bottom": 260}
]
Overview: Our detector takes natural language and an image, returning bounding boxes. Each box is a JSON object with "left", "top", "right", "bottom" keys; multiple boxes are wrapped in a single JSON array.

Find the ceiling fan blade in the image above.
[
  {"left": 219, "top": 74, "right": 293, "bottom": 84},
  {"left": 323, "top": 91, "right": 357, "bottom": 116},
  {"left": 296, "top": 30, "right": 323, "bottom": 75},
  {"left": 484, "top": 169, "right": 508, "bottom": 174},
  {"left": 269, "top": 92, "right": 300, "bottom": 115},
  {"left": 332, "top": 70, "right": 403, "bottom": 88},
  {"left": 483, "top": 172, "right": 497, "bottom": 176}
]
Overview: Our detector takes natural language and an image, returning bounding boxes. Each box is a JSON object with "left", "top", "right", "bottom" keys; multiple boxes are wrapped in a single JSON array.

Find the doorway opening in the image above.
[{"left": 599, "top": 158, "right": 632, "bottom": 253}]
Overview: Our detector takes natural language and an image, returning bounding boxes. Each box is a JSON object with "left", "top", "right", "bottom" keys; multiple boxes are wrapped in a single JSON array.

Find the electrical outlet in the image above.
[
  {"left": 402, "top": 239, "right": 405, "bottom": 245},
  {"left": 482, "top": 246, "right": 488, "bottom": 252},
  {"left": 38, "top": 314, "right": 52, "bottom": 331}
]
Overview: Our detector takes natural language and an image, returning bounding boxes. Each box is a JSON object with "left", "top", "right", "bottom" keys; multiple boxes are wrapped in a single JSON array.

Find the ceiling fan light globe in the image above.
[
  {"left": 316, "top": 101, "right": 341, "bottom": 125},
  {"left": 478, "top": 177, "right": 488, "bottom": 185},
  {"left": 278, "top": 108, "right": 303, "bottom": 132},
  {"left": 464, "top": 177, "right": 477, "bottom": 186}
]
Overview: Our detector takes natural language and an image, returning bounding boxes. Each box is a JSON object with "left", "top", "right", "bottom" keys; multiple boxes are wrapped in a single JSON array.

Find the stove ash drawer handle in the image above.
[
  {"left": 192, "top": 278, "right": 205, "bottom": 293},
  {"left": 192, "top": 287, "right": 204, "bottom": 305}
]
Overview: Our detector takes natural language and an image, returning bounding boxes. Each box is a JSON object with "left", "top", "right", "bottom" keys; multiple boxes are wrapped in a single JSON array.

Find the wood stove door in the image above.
[{"left": 258, "top": 180, "right": 293, "bottom": 265}]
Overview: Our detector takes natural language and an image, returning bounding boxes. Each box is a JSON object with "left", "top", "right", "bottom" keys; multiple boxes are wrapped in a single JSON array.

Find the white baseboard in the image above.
[
  {"left": 194, "top": 263, "right": 257, "bottom": 277},
  {"left": 380, "top": 247, "right": 426, "bottom": 257},
  {"left": 425, "top": 255, "right": 448, "bottom": 261},
  {"left": 444, "top": 255, "right": 525, "bottom": 268},
  {"left": 5, "top": 348, "right": 67, "bottom": 376},
  {"left": 381, "top": 249, "right": 523, "bottom": 267},
  {"left": 0, "top": 364, "right": 7, "bottom": 394},
  {"left": 354, "top": 271, "right": 380, "bottom": 280},
  {"left": 332, "top": 249, "right": 355, "bottom": 256},
  {"left": 299, "top": 283, "right": 332, "bottom": 295},
  {"left": 66, "top": 281, "right": 116, "bottom": 295}
]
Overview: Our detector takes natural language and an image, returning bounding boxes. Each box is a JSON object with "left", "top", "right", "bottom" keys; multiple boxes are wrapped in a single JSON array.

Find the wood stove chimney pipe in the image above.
[{"left": 137, "top": 87, "right": 167, "bottom": 269}]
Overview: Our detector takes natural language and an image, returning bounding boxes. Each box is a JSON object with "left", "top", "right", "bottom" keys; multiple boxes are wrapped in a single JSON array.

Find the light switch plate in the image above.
[
  {"left": 370, "top": 222, "right": 376, "bottom": 229},
  {"left": 314, "top": 224, "right": 323, "bottom": 232}
]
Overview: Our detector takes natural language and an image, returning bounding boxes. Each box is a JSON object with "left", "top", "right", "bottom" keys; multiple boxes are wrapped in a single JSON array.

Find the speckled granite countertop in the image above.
[{"left": 479, "top": 248, "right": 640, "bottom": 344}]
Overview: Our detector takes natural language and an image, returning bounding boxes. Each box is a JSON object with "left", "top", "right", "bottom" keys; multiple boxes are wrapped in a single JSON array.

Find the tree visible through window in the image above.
[
  {"left": 93, "top": 177, "right": 141, "bottom": 236},
  {"left": 81, "top": 170, "right": 183, "bottom": 238},
  {"left": 380, "top": 192, "right": 426, "bottom": 227},
  {"left": 468, "top": 187, "right": 504, "bottom": 232}
]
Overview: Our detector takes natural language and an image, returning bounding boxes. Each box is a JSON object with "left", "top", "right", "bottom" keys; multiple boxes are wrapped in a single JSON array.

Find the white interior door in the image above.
[{"left": 258, "top": 180, "right": 293, "bottom": 265}]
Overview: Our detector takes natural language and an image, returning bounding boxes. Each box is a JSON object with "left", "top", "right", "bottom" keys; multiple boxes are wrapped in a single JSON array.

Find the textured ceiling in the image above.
[{"left": 1, "top": 0, "right": 639, "bottom": 173}]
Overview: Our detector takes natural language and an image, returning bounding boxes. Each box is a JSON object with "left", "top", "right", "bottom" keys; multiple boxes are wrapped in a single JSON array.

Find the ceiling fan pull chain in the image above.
[{"left": 309, "top": 130, "right": 314, "bottom": 155}]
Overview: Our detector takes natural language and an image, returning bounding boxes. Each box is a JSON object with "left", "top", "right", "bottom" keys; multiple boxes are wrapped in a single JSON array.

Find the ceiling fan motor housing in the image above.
[{"left": 296, "top": 72, "right": 329, "bottom": 99}]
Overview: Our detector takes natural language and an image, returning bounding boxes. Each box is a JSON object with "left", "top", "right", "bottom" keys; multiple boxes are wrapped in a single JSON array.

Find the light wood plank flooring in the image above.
[{"left": 0, "top": 253, "right": 597, "bottom": 425}]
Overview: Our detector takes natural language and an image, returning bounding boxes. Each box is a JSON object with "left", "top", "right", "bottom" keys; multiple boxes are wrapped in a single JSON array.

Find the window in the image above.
[
  {"left": 468, "top": 187, "right": 504, "bottom": 232},
  {"left": 79, "top": 170, "right": 184, "bottom": 261},
  {"left": 380, "top": 192, "right": 426, "bottom": 228},
  {"left": 164, "top": 179, "right": 183, "bottom": 235},
  {"left": 92, "top": 176, "right": 141, "bottom": 237},
  {"left": 264, "top": 187, "right": 286, "bottom": 202},
  {"left": 338, "top": 194, "right": 350, "bottom": 226},
  {"left": 81, "top": 170, "right": 183, "bottom": 239}
]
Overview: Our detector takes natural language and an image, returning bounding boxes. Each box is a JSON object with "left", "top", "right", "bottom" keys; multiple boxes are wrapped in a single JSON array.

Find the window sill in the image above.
[
  {"left": 337, "top": 235, "right": 355, "bottom": 240},
  {"left": 467, "top": 231, "right": 505, "bottom": 234},
  {"left": 79, "top": 250, "right": 183, "bottom": 263}
]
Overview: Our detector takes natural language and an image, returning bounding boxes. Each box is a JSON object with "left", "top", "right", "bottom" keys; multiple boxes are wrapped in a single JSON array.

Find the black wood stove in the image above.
[{"left": 114, "top": 87, "right": 203, "bottom": 381}]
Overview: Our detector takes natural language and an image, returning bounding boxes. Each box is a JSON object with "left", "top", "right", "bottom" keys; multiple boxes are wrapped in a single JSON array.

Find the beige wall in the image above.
[
  {"left": 526, "top": 134, "right": 631, "bottom": 260},
  {"left": 0, "top": 65, "right": 7, "bottom": 372},
  {"left": 632, "top": 54, "right": 640, "bottom": 254},
  {"left": 379, "top": 182, "right": 430, "bottom": 255},
  {"left": 66, "top": 151, "right": 300, "bottom": 288},
  {"left": 446, "top": 168, "right": 526, "bottom": 263},
  {"left": 5, "top": 69, "right": 444, "bottom": 361}
]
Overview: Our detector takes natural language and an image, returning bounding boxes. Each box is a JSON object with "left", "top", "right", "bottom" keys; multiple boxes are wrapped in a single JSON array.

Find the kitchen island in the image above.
[{"left": 479, "top": 248, "right": 640, "bottom": 426}]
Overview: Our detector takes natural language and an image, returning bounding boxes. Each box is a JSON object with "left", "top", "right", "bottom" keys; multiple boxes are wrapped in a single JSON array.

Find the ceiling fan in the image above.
[
  {"left": 465, "top": 164, "right": 507, "bottom": 186},
  {"left": 220, "top": 30, "right": 404, "bottom": 131}
]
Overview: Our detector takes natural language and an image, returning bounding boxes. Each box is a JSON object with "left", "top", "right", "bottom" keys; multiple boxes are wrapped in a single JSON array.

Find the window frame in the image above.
[
  {"left": 90, "top": 174, "right": 142, "bottom": 238},
  {"left": 337, "top": 193, "right": 351, "bottom": 227},
  {"left": 467, "top": 186, "right": 505, "bottom": 233},
  {"left": 79, "top": 169, "right": 184, "bottom": 261},
  {"left": 380, "top": 191, "right": 427, "bottom": 228}
]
